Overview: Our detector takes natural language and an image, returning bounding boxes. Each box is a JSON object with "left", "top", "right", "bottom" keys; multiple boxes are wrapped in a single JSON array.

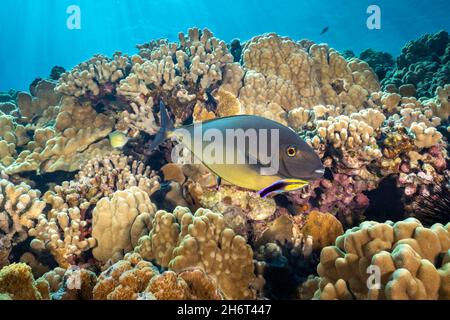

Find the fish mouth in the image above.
[{"left": 297, "top": 168, "right": 325, "bottom": 181}]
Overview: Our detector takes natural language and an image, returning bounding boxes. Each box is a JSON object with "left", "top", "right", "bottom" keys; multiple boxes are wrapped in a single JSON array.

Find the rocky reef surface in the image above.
[{"left": 0, "top": 28, "right": 449, "bottom": 300}]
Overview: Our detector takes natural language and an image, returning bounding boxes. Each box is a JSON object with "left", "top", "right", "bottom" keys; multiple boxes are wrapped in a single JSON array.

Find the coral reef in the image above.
[
  {"left": 135, "top": 206, "right": 256, "bottom": 299},
  {"left": 0, "top": 263, "right": 49, "bottom": 300},
  {"left": 381, "top": 30, "right": 450, "bottom": 98},
  {"left": 117, "top": 28, "right": 242, "bottom": 126},
  {"left": 0, "top": 179, "right": 45, "bottom": 267},
  {"left": 0, "top": 27, "right": 449, "bottom": 301},
  {"left": 92, "top": 186, "right": 157, "bottom": 263},
  {"left": 27, "top": 155, "right": 160, "bottom": 267},
  {"left": 239, "top": 33, "right": 379, "bottom": 124},
  {"left": 56, "top": 53, "right": 131, "bottom": 99},
  {"left": 92, "top": 252, "right": 222, "bottom": 300},
  {"left": 1, "top": 95, "right": 117, "bottom": 175},
  {"left": 359, "top": 49, "right": 394, "bottom": 81},
  {"left": 311, "top": 218, "right": 450, "bottom": 300},
  {"left": 286, "top": 87, "right": 448, "bottom": 224}
]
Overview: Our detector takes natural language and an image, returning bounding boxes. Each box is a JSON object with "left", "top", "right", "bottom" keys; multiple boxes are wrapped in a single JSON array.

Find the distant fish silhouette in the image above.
[{"left": 320, "top": 26, "right": 329, "bottom": 35}]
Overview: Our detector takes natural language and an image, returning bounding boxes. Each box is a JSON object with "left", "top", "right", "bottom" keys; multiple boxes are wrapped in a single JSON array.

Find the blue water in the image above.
[{"left": 1, "top": 0, "right": 449, "bottom": 91}]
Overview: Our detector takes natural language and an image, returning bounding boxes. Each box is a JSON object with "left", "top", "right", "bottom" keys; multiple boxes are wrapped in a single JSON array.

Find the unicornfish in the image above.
[{"left": 151, "top": 102, "right": 325, "bottom": 197}]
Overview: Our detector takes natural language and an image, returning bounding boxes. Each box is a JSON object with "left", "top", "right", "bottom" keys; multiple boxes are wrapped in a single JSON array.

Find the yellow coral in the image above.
[
  {"left": 193, "top": 101, "right": 216, "bottom": 123},
  {"left": 93, "top": 253, "right": 159, "bottom": 300},
  {"left": 213, "top": 88, "right": 242, "bottom": 117},
  {"left": 301, "top": 211, "right": 344, "bottom": 250},
  {"left": 0, "top": 263, "right": 49, "bottom": 300}
]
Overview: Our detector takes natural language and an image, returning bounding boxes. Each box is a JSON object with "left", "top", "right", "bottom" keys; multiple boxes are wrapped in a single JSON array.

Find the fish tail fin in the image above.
[{"left": 148, "top": 101, "right": 174, "bottom": 151}]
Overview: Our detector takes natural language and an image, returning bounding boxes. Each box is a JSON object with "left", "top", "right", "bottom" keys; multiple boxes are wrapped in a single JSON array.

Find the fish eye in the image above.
[{"left": 286, "top": 146, "right": 297, "bottom": 157}]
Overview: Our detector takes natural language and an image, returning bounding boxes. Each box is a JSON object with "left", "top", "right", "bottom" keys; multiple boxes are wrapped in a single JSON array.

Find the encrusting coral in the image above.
[
  {"left": 311, "top": 218, "right": 450, "bottom": 300},
  {"left": 0, "top": 263, "right": 49, "bottom": 300}
]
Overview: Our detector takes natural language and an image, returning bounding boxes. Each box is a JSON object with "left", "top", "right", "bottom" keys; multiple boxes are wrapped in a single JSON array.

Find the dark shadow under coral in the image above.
[{"left": 364, "top": 175, "right": 405, "bottom": 223}]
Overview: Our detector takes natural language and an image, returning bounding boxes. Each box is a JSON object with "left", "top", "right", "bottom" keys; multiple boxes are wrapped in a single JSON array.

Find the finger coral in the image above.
[
  {"left": 28, "top": 207, "right": 97, "bottom": 268},
  {"left": 0, "top": 179, "right": 45, "bottom": 267},
  {"left": 117, "top": 28, "right": 242, "bottom": 126},
  {"left": 56, "top": 53, "right": 131, "bottom": 99},
  {"left": 0, "top": 114, "right": 30, "bottom": 172}
]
